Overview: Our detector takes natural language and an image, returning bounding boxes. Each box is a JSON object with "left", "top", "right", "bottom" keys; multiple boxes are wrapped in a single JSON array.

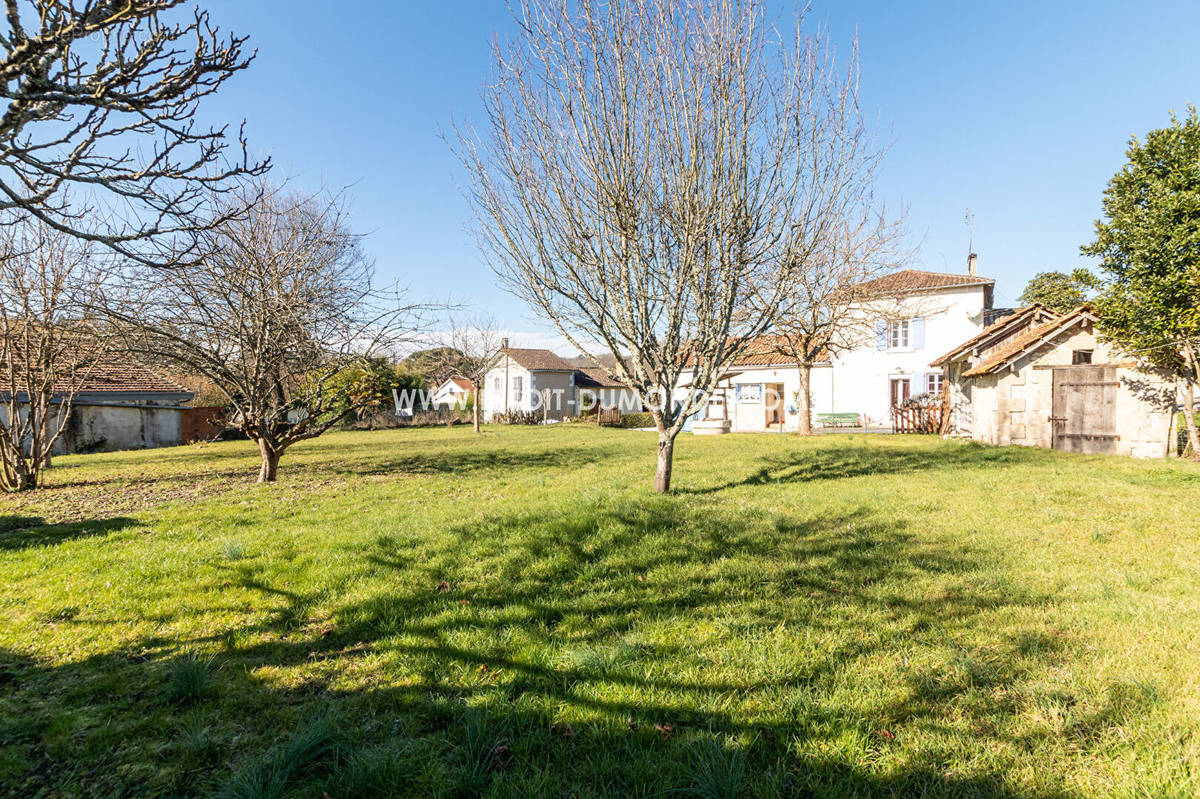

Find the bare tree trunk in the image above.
[
  {"left": 1184, "top": 380, "right": 1200, "bottom": 459},
  {"left": 1184, "top": 343, "right": 1200, "bottom": 459},
  {"left": 256, "top": 438, "right": 281, "bottom": 483},
  {"left": 796, "top": 363, "right": 813, "bottom": 435},
  {"left": 4, "top": 459, "right": 35, "bottom": 492},
  {"left": 473, "top": 388, "right": 481, "bottom": 433},
  {"left": 654, "top": 430, "right": 676, "bottom": 494}
]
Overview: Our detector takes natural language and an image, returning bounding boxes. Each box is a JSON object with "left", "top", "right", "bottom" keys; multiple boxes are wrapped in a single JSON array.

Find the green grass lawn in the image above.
[{"left": 3, "top": 426, "right": 1200, "bottom": 798}]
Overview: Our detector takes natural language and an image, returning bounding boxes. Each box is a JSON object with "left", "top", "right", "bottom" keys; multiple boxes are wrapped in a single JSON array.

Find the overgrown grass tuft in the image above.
[
  {"left": 326, "top": 744, "right": 413, "bottom": 799},
  {"left": 216, "top": 716, "right": 343, "bottom": 799},
  {"left": 167, "top": 654, "right": 212, "bottom": 706},
  {"left": 685, "top": 737, "right": 746, "bottom": 799}
]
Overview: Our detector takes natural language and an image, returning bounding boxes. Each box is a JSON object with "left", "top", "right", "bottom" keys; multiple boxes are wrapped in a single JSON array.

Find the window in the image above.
[
  {"left": 736, "top": 383, "right": 763, "bottom": 403},
  {"left": 512, "top": 376, "right": 524, "bottom": 403},
  {"left": 888, "top": 319, "right": 910, "bottom": 349},
  {"left": 493, "top": 377, "right": 501, "bottom": 392},
  {"left": 1072, "top": 350, "right": 1093, "bottom": 365},
  {"left": 926, "top": 373, "right": 944, "bottom": 396}
]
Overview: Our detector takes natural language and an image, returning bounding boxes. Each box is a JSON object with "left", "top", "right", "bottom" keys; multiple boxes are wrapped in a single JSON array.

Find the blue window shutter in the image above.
[
  {"left": 875, "top": 321, "right": 888, "bottom": 351},
  {"left": 912, "top": 317, "right": 926, "bottom": 350},
  {"left": 915, "top": 373, "right": 926, "bottom": 395}
]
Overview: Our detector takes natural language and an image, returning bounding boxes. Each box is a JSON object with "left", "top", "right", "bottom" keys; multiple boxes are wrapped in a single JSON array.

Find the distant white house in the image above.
[
  {"left": 430, "top": 377, "right": 474, "bottom": 408},
  {"left": 481, "top": 346, "right": 642, "bottom": 421},
  {"left": 674, "top": 267, "right": 998, "bottom": 431}
]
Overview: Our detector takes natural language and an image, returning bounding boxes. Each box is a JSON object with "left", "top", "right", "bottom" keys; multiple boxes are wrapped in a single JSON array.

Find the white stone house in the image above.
[
  {"left": 481, "top": 348, "right": 641, "bottom": 421},
  {"left": 932, "top": 305, "right": 1174, "bottom": 458},
  {"left": 674, "top": 268, "right": 998, "bottom": 431}
]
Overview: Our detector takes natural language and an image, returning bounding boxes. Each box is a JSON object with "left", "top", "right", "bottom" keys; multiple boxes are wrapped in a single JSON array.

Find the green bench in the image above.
[{"left": 816, "top": 412, "right": 862, "bottom": 429}]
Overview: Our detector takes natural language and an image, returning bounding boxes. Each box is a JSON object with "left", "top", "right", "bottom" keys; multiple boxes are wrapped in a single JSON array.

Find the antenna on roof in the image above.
[{"left": 964, "top": 208, "right": 978, "bottom": 276}]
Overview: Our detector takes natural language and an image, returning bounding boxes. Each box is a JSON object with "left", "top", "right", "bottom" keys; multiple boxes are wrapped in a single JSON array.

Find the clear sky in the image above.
[{"left": 204, "top": 0, "right": 1200, "bottom": 350}]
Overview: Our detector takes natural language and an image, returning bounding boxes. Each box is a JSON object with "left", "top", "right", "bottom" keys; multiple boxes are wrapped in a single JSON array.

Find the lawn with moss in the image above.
[{"left": 2, "top": 426, "right": 1199, "bottom": 798}]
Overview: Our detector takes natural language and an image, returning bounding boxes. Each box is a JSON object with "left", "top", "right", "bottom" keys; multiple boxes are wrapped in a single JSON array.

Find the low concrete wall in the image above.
[{"left": 60, "top": 403, "right": 185, "bottom": 454}]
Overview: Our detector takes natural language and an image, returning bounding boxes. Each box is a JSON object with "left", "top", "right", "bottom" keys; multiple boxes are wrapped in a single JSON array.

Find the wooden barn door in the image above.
[{"left": 1050, "top": 366, "right": 1119, "bottom": 454}]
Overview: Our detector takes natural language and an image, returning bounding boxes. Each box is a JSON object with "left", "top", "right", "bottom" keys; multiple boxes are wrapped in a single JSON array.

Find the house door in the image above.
[
  {"left": 764, "top": 383, "right": 784, "bottom": 428},
  {"left": 1050, "top": 366, "right": 1119, "bottom": 454},
  {"left": 889, "top": 378, "right": 910, "bottom": 408}
]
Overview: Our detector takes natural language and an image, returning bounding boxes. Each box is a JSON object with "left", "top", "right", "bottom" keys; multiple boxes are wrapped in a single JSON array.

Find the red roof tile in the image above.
[
  {"left": 0, "top": 353, "right": 191, "bottom": 396},
  {"left": 962, "top": 306, "right": 1099, "bottom": 377},
  {"left": 857, "top": 269, "right": 994, "bottom": 295},
  {"left": 682, "top": 335, "right": 828, "bottom": 369}
]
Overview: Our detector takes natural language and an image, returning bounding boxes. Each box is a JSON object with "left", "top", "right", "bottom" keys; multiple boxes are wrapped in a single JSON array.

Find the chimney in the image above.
[
  {"left": 967, "top": 252, "right": 978, "bottom": 277},
  {"left": 501, "top": 337, "right": 509, "bottom": 350}
]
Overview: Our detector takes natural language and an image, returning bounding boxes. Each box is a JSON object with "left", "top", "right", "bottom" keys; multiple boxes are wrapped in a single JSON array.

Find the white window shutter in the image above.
[{"left": 912, "top": 317, "right": 926, "bottom": 349}]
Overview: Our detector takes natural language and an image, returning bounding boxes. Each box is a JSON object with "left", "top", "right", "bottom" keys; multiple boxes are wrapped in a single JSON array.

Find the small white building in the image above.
[
  {"left": 675, "top": 268, "right": 997, "bottom": 431},
  {"left": 933, "top": 305, "right": 1174, "bottom": 458},
  {"left": 430, "top": 377, "right": 474, "bottom": 408}
]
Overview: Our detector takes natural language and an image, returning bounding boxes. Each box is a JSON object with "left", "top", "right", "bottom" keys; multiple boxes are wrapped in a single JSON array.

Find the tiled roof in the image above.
[
  {"left": 501, "top": 348, "right": 575, "bottom": 371},
  {"left": 1, "top": 343, "right": 191, "bottom": 396},
  {"left": 566, "top": 354, "right": 626, "bottom": 371},
  {"left": 962, "top": 306, "right": 1099, "bottom": 377},
  {"left": 566, "top": 355, "right": 633, "bottom": 388},
  {"left": 75, "top": 359, "right": 192, "bottom": 395},
  {"left": 448, "top": 377, "right": 474, "bottom": 392},
  {"left": 857, "top": 269, "right": 994, "bottom": 295},
  {"left": 573, "top": 366, "right": 626, "bottom": 389},
  {"left": 929, "top": 304, "right": 1061, "bottom": 367},
  {"left": 682, "top": 335, "right": 828, "bottom": 369}
]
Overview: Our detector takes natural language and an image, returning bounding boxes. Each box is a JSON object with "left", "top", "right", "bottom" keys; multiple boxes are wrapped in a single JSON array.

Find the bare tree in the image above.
[
  {"left": 0, "top": 216, "right": 107, "bottom": 491},
  {"left": 0, "top": 0, "right": 268, "bottom": 263},
  {"left": 773, "top": 208, "right": 909, "bottom": 434},
  {"left": 107, "top": 182, "right": 427, "bottom": 482},
  {"left": 457, "top": 0, "right": 870, "bottom": 492},
  {"left": 438, "top": 316, "right": 504, "bottom": 432}
]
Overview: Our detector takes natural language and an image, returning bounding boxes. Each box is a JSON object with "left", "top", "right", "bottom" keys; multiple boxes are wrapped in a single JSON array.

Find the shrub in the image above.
[
  {"left": 613, "top": 412, "right": 655, "bottom": 429},
  {"left": 494, "top": 409, "right": 541, "bottom": 425}
]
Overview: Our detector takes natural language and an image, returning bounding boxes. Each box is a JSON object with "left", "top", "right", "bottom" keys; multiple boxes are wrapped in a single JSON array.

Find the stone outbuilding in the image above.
[
  {"left": 932, "top": 305, "right": 1175, "bottom": 458},
  {"left": 56, "top": 362, "right": 194, "bottom": 453}
]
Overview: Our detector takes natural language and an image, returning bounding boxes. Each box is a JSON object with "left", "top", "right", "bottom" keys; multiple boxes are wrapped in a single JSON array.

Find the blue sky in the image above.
[{"left": 205, "top": 0, "right": 1200, "bottom": 350}]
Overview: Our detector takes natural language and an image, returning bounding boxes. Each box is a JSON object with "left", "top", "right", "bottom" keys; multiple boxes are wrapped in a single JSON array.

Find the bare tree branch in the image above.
[
  {"left": 0, "top": 0, "right": 269, "bottom": 264},
  {"left": 103, "top": 180, "right": 431, "bottom": 482}
]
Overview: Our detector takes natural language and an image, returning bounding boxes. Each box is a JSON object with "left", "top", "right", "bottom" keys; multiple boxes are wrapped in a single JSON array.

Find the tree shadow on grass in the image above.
[
  {"left": 681, "top": 440, "right": 1061, "bottom": 494},
  {"left": 0, "top": 498, "right": 1093, "bottom": 798},
  {"left": 0, "top": 514, "right": 138, "bottom": 552},
  {"left": 41, "top": 443, "right": 623, "bottom": 490}
]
